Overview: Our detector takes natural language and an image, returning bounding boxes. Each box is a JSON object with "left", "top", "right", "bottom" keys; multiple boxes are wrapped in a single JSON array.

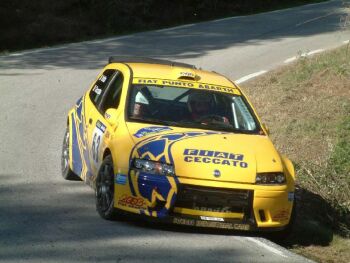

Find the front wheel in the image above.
[
  {"left": 95, "top": 155, "right": 119, "bottom": 220},
  {"left": 61, "top": 127, "right": 80, "bottom": 180}
]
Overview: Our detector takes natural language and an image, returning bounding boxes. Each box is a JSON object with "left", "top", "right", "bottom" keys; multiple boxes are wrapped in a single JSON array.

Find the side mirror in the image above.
[
  {"left": 262, "top": 124, "right": 270, "bottom": 135},
  {"left": 104, "top": 108, "right": 119, "bottom": 126}
]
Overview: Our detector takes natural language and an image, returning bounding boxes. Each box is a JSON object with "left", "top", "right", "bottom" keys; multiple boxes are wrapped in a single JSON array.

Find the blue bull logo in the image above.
[{"left": 128, "top": 130, "right": 224, "bottom": 218}]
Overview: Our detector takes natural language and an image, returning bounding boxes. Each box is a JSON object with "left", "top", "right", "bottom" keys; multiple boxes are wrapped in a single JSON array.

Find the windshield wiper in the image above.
[{"left": 129, "top": 117, "right": 179, "bottom": 127}]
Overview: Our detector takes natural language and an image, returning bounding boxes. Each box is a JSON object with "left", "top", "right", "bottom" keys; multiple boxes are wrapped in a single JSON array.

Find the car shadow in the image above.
[
  {"left": 0, "top": 177, "right": 273, "bottom": 262},
  {"left": 114, "top": 185, "right": 348, "bottom": 247},
  {"left": 268, "top": 186, "right": 350, "bottom": 248}
]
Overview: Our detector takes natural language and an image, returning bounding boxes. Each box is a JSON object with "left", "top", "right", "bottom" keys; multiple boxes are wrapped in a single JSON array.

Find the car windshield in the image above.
[{"left": 127, "top": 84, "right": 260, "bottom": 133}]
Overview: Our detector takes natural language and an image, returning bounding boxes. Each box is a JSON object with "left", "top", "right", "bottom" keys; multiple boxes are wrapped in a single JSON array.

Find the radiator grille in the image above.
[{"left": 174, "top": 184, "right": 253, "bottom": 216}]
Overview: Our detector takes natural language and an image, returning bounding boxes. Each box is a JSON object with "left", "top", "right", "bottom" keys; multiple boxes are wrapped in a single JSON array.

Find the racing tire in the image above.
[
  {"left": 95, "top": 155, "right": 119, "bottom": 220},
  {"left": 61, "top": 127, "right": 80, "bottom": 180}
]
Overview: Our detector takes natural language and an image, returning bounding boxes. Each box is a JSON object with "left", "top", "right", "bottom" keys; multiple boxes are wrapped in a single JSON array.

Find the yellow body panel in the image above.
[
  {"left": 129, "top": 63, "right": 234, "bottom": 87},
  {"left": 66, "top": 60, "right": 295, "bottom": 231}
]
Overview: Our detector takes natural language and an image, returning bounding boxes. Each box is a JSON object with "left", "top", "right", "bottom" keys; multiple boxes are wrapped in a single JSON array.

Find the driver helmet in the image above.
[
  {"left": 133, "top": 91, "right": 149, "bottom": 117},
  {"left": 187, "top": 91, "right": 213, "bottom": 117}
]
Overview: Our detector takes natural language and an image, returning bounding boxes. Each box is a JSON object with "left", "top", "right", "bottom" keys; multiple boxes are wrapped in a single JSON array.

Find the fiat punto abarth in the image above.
[{"left": 61, "top": 57, "right": 295, "bottom": 232}]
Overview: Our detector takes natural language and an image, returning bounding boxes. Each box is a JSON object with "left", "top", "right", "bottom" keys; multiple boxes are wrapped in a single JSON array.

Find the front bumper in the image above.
[
  {"left": 170, "top": 184, "right": 255, "bottom": 230},
  {"left": 169, "top": 184, "right": 292, "bottom": 231},
  {"left": 153, "top": 214, "right": 286, "bottom": 232},
  {"left": 118, "top": 171, "right": 294, "bottom": 231}
]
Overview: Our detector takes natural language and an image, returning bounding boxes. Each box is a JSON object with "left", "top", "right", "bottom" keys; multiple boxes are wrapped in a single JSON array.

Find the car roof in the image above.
[
  {"left": 108, "top": 56, "right": 236, "bottom": 88},
  {"left": 109, "top": 56, "right": 195, "bottom": 69}
]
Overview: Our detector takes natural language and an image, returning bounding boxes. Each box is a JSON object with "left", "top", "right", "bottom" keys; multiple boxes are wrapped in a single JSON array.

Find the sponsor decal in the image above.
[
  {"left": 133, "top": 78, "right": 240, "bottom": 95},
  {"left": 195, "top": 220, "right": 234, "bottom": 229},
  {"left": 96, "top": 120, "right": 106, "bottom": 133},
  {"left": 115, "top": 174, "right": 127, "bottom": 185},
  {"left": 118, "top": 195, "right": 146, "bottom": 209},
  {"left": 136, "top": 78, "right": 194, "bottom": 87},
  {"left": 99, "top": 74, "right": 107, "bottom": 83},
  {"left": 197, "top": 84, "right": 235, "bottom": 94},
  {"left": 288, "top": 192, "right": 295, "bottom": 202},
  {"left": 173, "top": 217, "right": 195, "bottom": 226},
  {"left": 272, "top": 209, "right": 290, "bottom": 221},
  {"left": 172, "top": 217, "right": 250, "bottom": 230},
  {"left": 179, "top": 71, "right": 195, "bottom": 78},
  {"left": 92, "top": 85, "right": 102, "bottom": 95},
  {"left": 91, "top": 121, "right": 106, "bottom": 164},
  {"left": 233, "top": 224, "right": 251, "bottom": 231},
  {"left": 133, "top": 126, "right": 172, "bottom": 138},
  {"left": 183, "top": 148, "right": 248, "bottom": 168},
  {"left": 194, "top": 206, "right": 234, "bottom": 213}
]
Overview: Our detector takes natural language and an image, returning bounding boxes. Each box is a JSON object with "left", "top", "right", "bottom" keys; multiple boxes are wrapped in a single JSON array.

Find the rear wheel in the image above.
[
  {"left": 61, "top": 127, "right": 80, "bottom": 180},
  {"left": 95, "top": 155, "right": 119, "bottom": 220}
]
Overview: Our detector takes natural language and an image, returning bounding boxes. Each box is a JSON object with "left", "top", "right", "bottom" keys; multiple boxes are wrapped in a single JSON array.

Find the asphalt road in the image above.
[{"left": 0, "top": 1, "right": 349, "bottom": 262}]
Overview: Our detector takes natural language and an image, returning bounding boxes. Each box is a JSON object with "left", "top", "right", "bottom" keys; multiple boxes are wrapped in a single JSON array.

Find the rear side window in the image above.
[
  {"left": 89, "top": 69, "right": 116, "bottom": 106},
  {"left": 99, "top": 72, "right": 124, "bottom": 114}
]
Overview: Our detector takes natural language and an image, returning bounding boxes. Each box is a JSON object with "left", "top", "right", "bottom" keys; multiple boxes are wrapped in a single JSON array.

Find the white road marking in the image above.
[
  {"left": 8, "top": 46, "right": 70, "bottom": 57},
  {"left": 295, "top": 11, "right": 337, "bottom": 27},
  {"left": 307, "top": 49, "right": 324, "bottom": 55},
  {"left": 284, "top": 49, "right": 324, "bottom": 63},
  {"left": 235, "top": 70, "right": 267, "bottom": 84},
  {"left": 284, "top": 56, "right": 298, "bottom": 63},
  {"left": 156, "top": 23, "right": 195, "bottom": 33},
  {"left": 214, "top": 0, "right": 335, "bottom": 22},
  {"left": 245, "top": 237, "right": 288, "bottom": 258},
  {"left": 213, "top": 15, "right": 246, "bottom": 23},
  {"left": 4, "top": 35, "right": 132, "bottom": 58},
  {"left": 9, "top": 50, "right": 41, "bottom": 57},
  {"left": 87, "top": 35, "right": 131, "bottom": 44},
  {"left": 267, "top": 0, "right": 336, "bottom": 15},
  {"left": 1, "top": 0, "right": 337, "bottom": 58}
]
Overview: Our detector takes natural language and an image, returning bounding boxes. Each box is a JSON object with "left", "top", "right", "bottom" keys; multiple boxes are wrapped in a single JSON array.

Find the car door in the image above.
[{"left": 85, "top": 69, "right": 124, "bottom": 179}]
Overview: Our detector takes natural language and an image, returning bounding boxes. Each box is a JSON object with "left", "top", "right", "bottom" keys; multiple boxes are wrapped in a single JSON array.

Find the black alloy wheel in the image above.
[{"left": 96, "top": 155, "right": 119, "bottom": 220}]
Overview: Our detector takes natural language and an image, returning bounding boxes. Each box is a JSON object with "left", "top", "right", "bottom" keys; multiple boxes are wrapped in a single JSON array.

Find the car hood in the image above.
[{"left": 127, "top": 122, "right": 283, "bottom": 184}]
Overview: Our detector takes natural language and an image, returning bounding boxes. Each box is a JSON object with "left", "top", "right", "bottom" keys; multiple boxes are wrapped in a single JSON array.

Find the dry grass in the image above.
[
  {"left": 241, "top": 45, "right": 350, "bottom": 262},
  {"left": 291, "top": 236, "right": 350, "bottom": 263},
  {"left": 243, "top": 52, "right": 349, "bottom": 165}
]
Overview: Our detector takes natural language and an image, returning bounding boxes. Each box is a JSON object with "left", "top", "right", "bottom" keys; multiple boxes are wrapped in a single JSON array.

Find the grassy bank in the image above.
[
  {"left": 242, "top": 45, "right": 350, "bottom": 262},
  {"left": 0, "top": 0, "right": 325, "bottom": 53}
]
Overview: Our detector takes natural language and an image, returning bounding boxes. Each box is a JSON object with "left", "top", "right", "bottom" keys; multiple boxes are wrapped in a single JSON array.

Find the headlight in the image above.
[
  {"left": 133, "top": 159, "right": 175, "bottom": 176},
  {"left": 255, "top": 172, "right": 286, "bottom": 185}
]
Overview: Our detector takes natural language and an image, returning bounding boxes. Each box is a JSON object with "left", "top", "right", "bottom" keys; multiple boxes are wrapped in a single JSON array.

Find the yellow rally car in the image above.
[{"left": 61, "top": 57, "right": 295, "bottom": 232}]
